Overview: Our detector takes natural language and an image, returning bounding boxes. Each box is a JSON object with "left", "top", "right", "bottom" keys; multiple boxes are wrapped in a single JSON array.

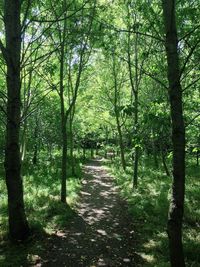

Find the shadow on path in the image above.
[
  {"left": 0, "top": 159, "right": 145, "bottom": 267},
  {"left": 39, "top": 158, "right": 143, "bottom": 267}
]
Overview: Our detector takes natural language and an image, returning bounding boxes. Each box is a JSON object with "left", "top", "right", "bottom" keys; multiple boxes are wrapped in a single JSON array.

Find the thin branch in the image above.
[
  {"left": 180, "top": 41, "right": 200, "bottom": 77},
  {"left": 179, "top": 24, "right": 200, "bottom": 41},
  {"left": 30, "top": 0, "right": 90, "bottom": 23},
  {"left": 182, "top": 76, "right": 200, "bottom": 92},
  {"left": 185, "top": 112, "right": 200, "bottom": 127},
  {"left": 0, "top": 39, "right": 7, "bottom": 61}
]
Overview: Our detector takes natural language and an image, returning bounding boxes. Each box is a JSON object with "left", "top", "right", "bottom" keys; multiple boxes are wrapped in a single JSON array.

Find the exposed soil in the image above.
[{"left": 34, "top": 159, "right": 142, "bottom": 267}]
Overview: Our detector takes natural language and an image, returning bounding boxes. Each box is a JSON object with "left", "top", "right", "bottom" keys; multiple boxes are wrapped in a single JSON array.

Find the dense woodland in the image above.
[{"left": 0, "top": 0, "right": 200, "bottom": 266}]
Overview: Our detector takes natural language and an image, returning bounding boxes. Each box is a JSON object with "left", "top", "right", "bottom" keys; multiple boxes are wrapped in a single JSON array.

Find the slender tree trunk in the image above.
[
  {"left": 133, "top": 91, "right": 139, "bottom": 186},
  {"left": 112, "top": 53, "right": 126, "bottom": 171},
  {"left": 95, "top": 144, "right": 99, "bottom": 156},
  {"left": 59, "top": 1, "right": 68, "bottom": 203},
  {"left": 32, "top": 116, "right": 39, "bottom": 165},
  {"left": 127, "top": 19, "right": 140, "bottom": 187},
  {"left": 60, "top": 57, "right": 67, "bottom": 202},
  {"left": 20, "top": 122, "right": 27, "bottom": 162},
  {"left": 83, "top": 147, "right": 86, "bottom": 160},
  {"left": 32, "top": 144, "right": 38, "bottom": 165},
  {"left": 69, "top": 112, "right": 75, "bottom": 176},
  {"left": 21, "top": 64, "right": 33, "bottom": 162},
  {"left": 152, "top": 129, "right": 159, "bottom": 168},
  {"left": 91, "top": 148, "right": 94, "bottom": 158},
  {"left": 116, "top": 115, "right": 126, "bottom": 171},
  {"left": 162, "top": 1, "right": 185, "bottom": 266},
  {"left": 196, "top": 149, "right": 199, "bottom": 166},
  {"left": 161, "top": 147, "right": 170, "bottom": 177},
  {"left": 4, "top": 0, "right": 29, "bottom": 240},
  {"left": 61, "top": 123, "right": 67, "bottom": 202},
  {"left": 69, "top": 133, "right": 75, "bottom": 176}
]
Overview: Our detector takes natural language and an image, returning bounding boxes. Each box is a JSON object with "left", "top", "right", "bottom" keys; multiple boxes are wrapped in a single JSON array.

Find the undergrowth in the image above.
[
  {"left": 106, "top": 156, "right": 200, "bottom": 267},
  {"left": 0, "top": 150, "right": 86, "bottom": 266}
]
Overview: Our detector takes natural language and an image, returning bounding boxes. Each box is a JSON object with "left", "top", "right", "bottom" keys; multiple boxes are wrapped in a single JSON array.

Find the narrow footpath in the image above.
[{"left": 40, "top": 159, "right": 141, "bottom": 267}]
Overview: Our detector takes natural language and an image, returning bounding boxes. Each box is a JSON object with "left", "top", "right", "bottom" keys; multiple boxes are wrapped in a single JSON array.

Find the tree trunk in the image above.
[
  {"left": 133, "top": 91, "right": 139, "bottom": 187},
  {"left": 59, "top": 2, "right": 68, "bottom": 203},
  {"left": 133, "top": 147, "right": 139, "bottom": 187},
  {"left": 161, "top": 147, "right": 170, "bottom": 177},
  {"left": 127, "top": 19, "right": 140, "bottom": 187},
  {"left": 83, "top": 147, "right": 86, "bottom": 160},
  {"left": 152, "top": 129, "right": 159, "bottom": 169},
  {"left": 112, "top": 53, "right": 126, "bottom": 171},
  {"left": 196, "top": 149, "right": 199, "bottom": 166},
  {"left": 91, "top": 148, "right": 94, "bottom": 158},
  {"left": 20, "top": 122, "right": 27, "bottom": 162},
  {"left": 69, "top": 113, "right": 75, "bottom": 176},
  {"left": 162, "top": 1, "right": 186, "bottom": 266},
  {"left": 4, "top": 0, "right": 29, "bottom": 241},
  {"left": 95, "top": 145, "right": 99, "bottom": 156},
  {"left": 32, "top": 145, "right": 38, "bottom": 165},
  {"left": 32, "top": 116, "right": 39, "bottom": 165},
  {"left": 61, "top": 123, "right": 67, "bottom": 203},
  {"left": 60, "top": 59, "right": 67, "bottom": 202},
  {"left": 116, "top": 116, "right": 126, "bottom": 171}
]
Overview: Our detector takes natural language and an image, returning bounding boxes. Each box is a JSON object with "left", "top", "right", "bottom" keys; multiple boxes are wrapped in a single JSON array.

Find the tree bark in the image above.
[
  {"left": 116, "top": 115, "right": 126, "bottom": 171},
  {"left": 60, "top": 34, "right": 67, "bottom": 203},
  {"left": 161, "top": 147, "right": 170, "bottom": 177},
  {"left": 4, "top": 0, "right": 29, "bottom": 240},
  {"left": 113, "top": 54, "right": 126, "bottom": 171},
  {"left": 133, "top": 91, "right": 139, "bottom": 187},
  {"left": 160, "top": 141, "right": 170, "bottom": 177},
  {"left": 196, "top": 149, "right": 199, "bottom": 166},
  {"left": 61, "top": 123, "right": 67, "bottom": 203},
  {"left": 127, "top": 13, "right": 140, "bottom": 187},
  {"left": 69, "top": 109, "right": 75, "bottom": 176},
  {"left": 152, "top": 129, "right": 159, "bottom": 169},
  {"left": 162, "top": 1, "right": 186, "bottom": 266},
  {"left": 59, "top": 0, "right": 68, "bottom": 203}
]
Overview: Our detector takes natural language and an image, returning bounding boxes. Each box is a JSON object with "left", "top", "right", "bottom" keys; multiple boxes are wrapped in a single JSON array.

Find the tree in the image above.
[
  {"left": 162, "top": 1, "right": 186, "bottom": 266},
  {"left": 0, "top": 0, "right": 30, "bottom": 240}
]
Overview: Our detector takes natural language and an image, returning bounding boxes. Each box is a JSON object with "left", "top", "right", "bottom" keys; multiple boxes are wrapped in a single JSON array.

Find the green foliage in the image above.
[
  {"left": 0, "top": 0, "right": 200, "bottom": 265},
  {"left": 106, "top": 156, "right": 200, "bottom": 267},
  {"left": 0, "top": 150, "right": 84, "bottom": 239}
]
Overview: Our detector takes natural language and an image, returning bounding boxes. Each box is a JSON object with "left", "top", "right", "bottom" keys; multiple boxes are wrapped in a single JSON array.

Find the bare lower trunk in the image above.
[
  {"left": 83, "top": 147, "right": 86, "bottom": 160},
  {"left": 162, "top": 1, "right": 185, "bottom": 266},
  {"left": 116, "top": 118, "right": 126, "bottom": 171},
  {"left": 133, "top": 92, "right": 139, "bottom": 187},
  {"left": 32, "top": 118, "right": 39, "bottom": 165},
  {"left": 161, "top": 148, "right": 170, "bottom": 177},
  {"left": 91, "top": 148, "right": 94, "bottom": 158},
  {"left": 127, "top": 24, "right": 140, "bottom": 187},
  {"left": 152, "top": 130, "right": 159, "bottom": 168},
  {"left": 59, "top": 5, "right": 67, "bottom": 203},
  {"left": 133, "top": 147, "right": 139, "bottom": 187},
  {"left": 61, "top": 125, "right": 67, "bottom": 203},
  {"left": 69, "top": 118, "right": 75, "bottom": 176},
  {"left": 20, "top": 122, "right": 27, "bottom": 162},
  {"left": 4, "top": 0, "right": 29, "bottom": 240},
  {"left": 32, "top": 144, "right": 38, "bottom": 165}
]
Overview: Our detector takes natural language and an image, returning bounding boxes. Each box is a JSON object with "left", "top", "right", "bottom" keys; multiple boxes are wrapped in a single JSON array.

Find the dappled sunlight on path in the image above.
[{"left": 40, "top": 159, "right": 141, "bottom": 267}]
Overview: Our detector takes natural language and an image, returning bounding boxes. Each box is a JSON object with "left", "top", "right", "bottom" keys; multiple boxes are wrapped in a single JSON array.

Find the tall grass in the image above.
[
  {"left": 106, "top": 155, "right": 200, "bottom": 267},
  {"left": 0, "top": 150, "right": 84, "bottom": 239}
]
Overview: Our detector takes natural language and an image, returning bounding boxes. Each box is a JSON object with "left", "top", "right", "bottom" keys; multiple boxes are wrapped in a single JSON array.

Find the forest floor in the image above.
[{"left": 31, "top": 158, "right": 143, "bottom": 267}]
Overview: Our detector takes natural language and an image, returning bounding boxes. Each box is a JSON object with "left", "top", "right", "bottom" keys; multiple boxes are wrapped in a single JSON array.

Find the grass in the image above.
[
  {"left": 0, "top": 150, "right": 86, "bottom": 266},
  {"left": 0, "top": 150, "right": 199, "bottom": 266},
  {"left": 106, "top": 155, "right": 200, "bottom": 267}
]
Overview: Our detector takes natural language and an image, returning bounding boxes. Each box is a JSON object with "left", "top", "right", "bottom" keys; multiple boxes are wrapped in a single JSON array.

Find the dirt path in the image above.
[{"left": 40, "top": 159, "right": 140, "bottom": 267}]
